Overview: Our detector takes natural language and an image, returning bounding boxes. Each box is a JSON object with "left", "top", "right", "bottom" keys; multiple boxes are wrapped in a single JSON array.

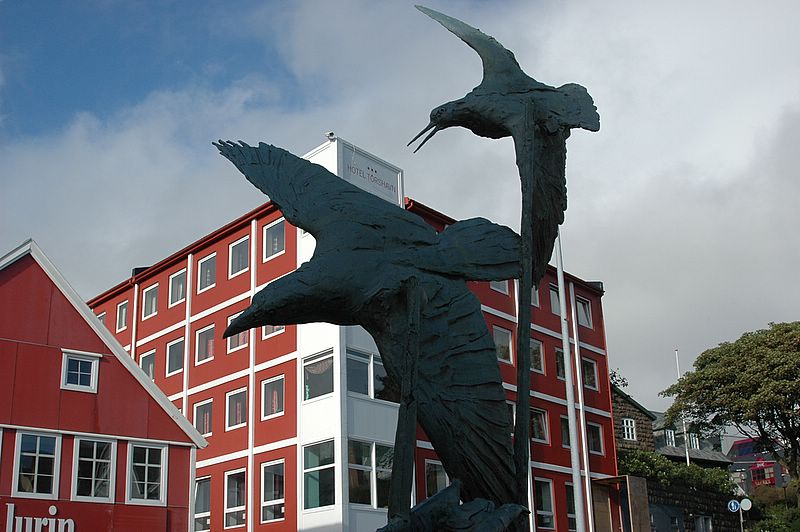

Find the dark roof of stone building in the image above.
[{"left": 612, "top": 384, "right": 657, "bottom": 420}]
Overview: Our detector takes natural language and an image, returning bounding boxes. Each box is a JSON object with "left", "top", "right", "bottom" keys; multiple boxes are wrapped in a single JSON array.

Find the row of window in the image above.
[
  {"left": 191, "top": 376, "right": 284, "bottom": 437},
  {"left": 488, "top": 281, "right": 593, "bottom": 329},
  {"left": 9, "top": 430, "right": 168, "bottom": 505},
  {"left": 100, "top": 219, "right": 287, "bottom": 331},
  {"left": 535, "top": 478, "right": 577, "bottom": 531},
  {"left": 492, "top": 327, "right": 599, "bottom": 389},
  {"left": 516, "top": 405, "right": 605, "bottom": 455}
]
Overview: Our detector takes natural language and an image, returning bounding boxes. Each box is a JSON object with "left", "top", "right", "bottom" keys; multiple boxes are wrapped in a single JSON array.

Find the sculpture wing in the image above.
[
  {"left": 214, "top": 141, "right": 436, "bottom": 245},
  {"left": 415, "top": 5, "right": 531, "bottom": 87}
]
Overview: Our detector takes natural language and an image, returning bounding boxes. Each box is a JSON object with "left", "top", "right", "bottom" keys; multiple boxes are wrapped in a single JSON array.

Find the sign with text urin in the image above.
[{"left": 303, "top": 135, "right": 404, "bottom": 206}]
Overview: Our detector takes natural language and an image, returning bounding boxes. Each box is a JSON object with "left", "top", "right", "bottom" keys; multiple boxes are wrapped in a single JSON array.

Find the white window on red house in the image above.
[
  {"left": 61, "top": 350, "right": 100, "bottom": 393},
  {"left": 576, "top": 297, "right": 593, "bottom": 328},
  {"left": 531, "top": 408, "right": 549, "bottom": 443},
  {"left": 116, "top": 300, "right": 128, "bottom": 332},
  {"left": 549, "top": 285, "right": 561, "bottom": 316},
  {"left": 128, "top": 444, "right": 166, "bottom": 504},
  {"left": 140, "top": 350, "right": 155, "bottom": 381},
  {"left": 194, "top": 477, "right": 211, "bottom": 531},
  {"left": 194, "top": 399, "right": 212, "bottom": 437},
  {"left": 556, "top": 348, "right": 566, "bottom": 380},
  {"left": 142, "top": 283, "right": 158, "bottom": 320},
  {"left": 225, "top": 469, "right": 246, "bottom": 528},
  {"left": 262, "top": 324, "right": 285, "bottom": 339},
  {"left": 197, "top": 253, "right": 216, "bottom": 293},
  {"left": 622, "top": 418, "right": 637, "bottom": 441},
  {"left": 14, "top": 432, "right": 60, "bottom": 498},
  {"left": 227, "top": 313, "right": 248, "bottom": 353},
  {"left": 74, "top": 438, "right": 115, "bottom": 501},
  {"left": 229, "top": 235, "right": 250, "bottom": 278},
  {"left": 534, "top": 478, "right": 555, "bottom": 529},
  {"left": 304, "top": 441, "right": 335, "bottom": 509},
  {"left": 169, "top": 269, "right": 187, "bottom": 307},
  {"left": 226, "top": 388, "right": 247, "bottom": 430},
  {"left": 588, "top": 422, "right": 604, "bottom": 454},
  {"left": 582, "top": 357, "right": 598, "bottom": 390},
  {"left": 166, "top": 337, "right": 184, "bottom": 376},
  {"left": 425, "top": 460, "right": 449, "bottom": 499},
  {"left": 566, "top": 484, "right": 577, "bottom": 531},
  {"left": 261, "top": 460, "right": 285, "bottom": 522},
  {"left": 493, "top": 326, "right": 512, "bottom": 364},
  {"left": 531, "top": 339, "right": 544, "bottom": 373},
  {"left": 196, "top": 325, "right": 215, "bottom": 364},
  {"left": 303, "top": 352, "right": 334, "bottom": 401},
  {"left": 263, "top": 219, "right": 285, "bottom": 261},
  {"left": 561, "top": 416, "right": 571, "bottom": 448},
  {"left": 489, "top": 280, "right": 508, "bottom": 294},
  {"left": 97, "top": 312, "right": 106, "bottom": 325},
  {"left": 532, "top": 285, "right": 540, "bottom": 307},
  {"left": 262, "top": 375, "right": 284, "bottom": 420}
]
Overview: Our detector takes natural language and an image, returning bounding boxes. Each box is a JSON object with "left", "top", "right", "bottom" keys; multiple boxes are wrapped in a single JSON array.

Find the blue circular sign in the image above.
[{"left": 728, "top": 499, "right": 740, "bottom": 513}]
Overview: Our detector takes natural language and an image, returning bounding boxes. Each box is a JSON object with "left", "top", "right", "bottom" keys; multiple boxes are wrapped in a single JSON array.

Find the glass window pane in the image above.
[
  {"left": 167, "top": 339, "right": 184, "bottom": 374},
  {"left": 556, "top": 348, "right": 565, "bottom": 379},
  {"left": 263, "top": 377, "right": 284, "bottom": 417},
  {"left": 582, "top": 358, "right": 597, "bottom": 389},
  {"left": 195, "top": 477, "right": 211, "bottom": 514},
  {"left": 304, "top": 466, "right": 335, "bottom": 509},
  {"left": 262, "top": 463, "right": 284, "bottom": 502},
  {"left": 348, "top": 468, "right": 371, "bottom": 504},
  {"left": 374, "top": 359, "right": 400, "bottom": 403},
  {"left": 230, "top": 237, "right": 249, "bottom": 275},
  {"left": 264, "top": 221, "right": 285, "bottom": 259},
  {"left": 227, "top": 391, "right": 247, "bottom": 428},
  {"left": 530, "top": 340, "right": 543, "bottom": 372},
  {"left": 493, "top": 326, "right": 512, "bottom": 363},
  {"left": 197, "top": 327, "right": 215, "bottom": 361},
  {"left": 425, "top": 461, "right": 448, "bottom": 498},
  {"left": 531, "top": 409, "right": 547, "bottom": 441},
  {"left": 347, "top": 440, "right": 372, "bottom": 466},
  {"left": 376, "top": 468, "right": 391, "bottom": 508},
  {"left": 304, "top": 355, "right": 333, "bottom": 400},
  {"left": 199, "top": 255, "right": 216, "bottom": 291},
  {"left": 170, "top": 270, "right": 186, "bottom": 304},
  {"left": 304, "top": 441, "right": 335, "bottom": 468},
  {"left": 346, "top": 355, "right": 369, "bottom": 395}
]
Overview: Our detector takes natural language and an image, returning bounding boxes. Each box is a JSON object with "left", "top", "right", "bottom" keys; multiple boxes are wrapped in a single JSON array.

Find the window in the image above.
[
  {"left": 556, "top": 348, "right": 566, "bottom": 379},
  {"left": 226, "top": 388, "right": 247, "bottom": 431},
  {"left": 347, "top": 440, "right": 392, "bottom": 508},
  {"left": 73, "top": 438, "right": 115, "bottom": 501},
  {"left": 622, "top": 418, "right": 637, "bottom": 441},
  {"left": 198, "top": 253, "right": 216, "bottom": 293},
  {"left": 534, "top": 478, "right": 555, "bottom": 529},
  {"left": 166, "top": 337, "right": 184, "bottom": 376},
  {"left": 550, "top": 285, "right": 561, "bottom": 316},
  {"left": 227, "top": 314, "right": 249, "bottom": 353},
  {"left": 196, "top": 325, "right": 215, "bottom": 364},
  {"left": 195, "top": 477, "right": 211, "bottom": 531},
  {"left": 262, "top": 375, "right": 284, "bottom": 420},
  {"left": 116, "top": 300, "right": 128, "bottom": 332},
  {"left": 588, "top": 422, "right": 604, "bottom": 454},
  {"left": 489, "top": 280, "right": 508, "bottom": 294},
  {"left": 13, "top": 432, "right": 60, "bottom": 498},
  {"left": 531, "top": 408, "right": 549, "bottom": 443},
  {"left": 261, "top": 461, "right": 285, "bottom": 522},
  {"left": 128, "top": 444, "right": 166, "bottom": 504},
  {"left": 561, "top": 416, "right": 571, "bottom": 448},
  {"left": 425, "top": 460, "right": 449, "bottom": 499},
  {"left": 97, "top": 312, "right": 106, "bottom": 325},
  {"left": 140, "top": 350, "right": 155, "bottom": 381},
  {"left": 263, "top": 219, "right": 285, "bottom": 261},
  {"left": 532, "top": 285, "right": 540, "bottom": 307},
  {"left": 576, "top": 297, "right": 593, "bottom": 328},
  {"left": 566, "top": 484, "right": 577, "bottom": 531},
  {"left": 493, "top": 326, "right": 512, "bottom": 363},
  {"left": 61, "top": 350, "right": 100, "bottom": 393},
  {"left": 194, "top": 399, "right": 213, "bottom": 437},
  {"left": 346, "top": 350, "right": 400, "bottom": 403},
  {"left": 262, "top": 324, "right": 285, "bottom": 339},
  {"left": 229, "top": 236, "right": 250, "bottom": 278},
  {"left": 531, "top": 339, "right": 544, "bottom": 373},
  {"left": 581, "top": 357, "right": 598, "bottom": 390},
  {"left": 665, "top": 429, "right": 676, "bottom": 447},
  {"left": 225, "top": 469, "right": 246, "bottom": 528},
  {"left": 303, "top": 351, "right": 334, "bottom": 401},
  {"left": 304, "top": 440, "right": 335, "bottom": 509},
  {"left": 142, "top": 284, "right": 158, "bottom": 319},
  {"left": 688, "top": 433, "right": 700, "bottom": 450},
  {"left": 169, "top": 269, "right": 187, "bottom": 307}
]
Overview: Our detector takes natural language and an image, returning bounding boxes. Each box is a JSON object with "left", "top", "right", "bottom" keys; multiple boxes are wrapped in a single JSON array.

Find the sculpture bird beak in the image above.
[{"left": 408, "top": 122, "right": 441, "bottom": 153}]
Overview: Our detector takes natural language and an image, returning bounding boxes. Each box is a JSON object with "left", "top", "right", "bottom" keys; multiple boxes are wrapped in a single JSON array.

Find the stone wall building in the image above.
[{"left": 611, "top": 384, "right": 656, "bottom": 453}]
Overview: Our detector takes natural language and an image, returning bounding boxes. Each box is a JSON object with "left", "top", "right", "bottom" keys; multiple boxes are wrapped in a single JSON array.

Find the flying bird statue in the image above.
[{"left": 214, "top": 140, "right": 525, "bottom": 528}]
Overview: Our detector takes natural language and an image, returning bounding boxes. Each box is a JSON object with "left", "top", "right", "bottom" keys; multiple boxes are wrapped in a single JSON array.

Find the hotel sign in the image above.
[{"left": 5, "top": 504, "right": 75, "bottom": 532}]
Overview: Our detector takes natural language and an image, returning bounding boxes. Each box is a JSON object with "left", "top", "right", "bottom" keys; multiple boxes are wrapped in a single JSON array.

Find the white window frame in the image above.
[
  {"left": 262, "top": 218, "right": 286, "bottom": 263},
  {"left": 302, "top": 351, "right": 334, "bottom": 402},
  {"left": 197, "top": 253, "right": 217, "bottom": 294},
  {"left": 424, "top": 459, "right": 450, "bottom": 499},
  {"left": 225, "top": 387, "right": 247, "bottom": 431},
  {"left": 561, "top": 416, "right": 571, "bottom": 448},
  {"left": 688, "top": 433, "right": 700, "bottom": 450},
  {"left": 224, "top": 468, "right": 246, "bottom": 529},
  {"left": 126, "top": 442, "right": 168, "bottom": 506},
  {"left": 12, "top": 431, "right": 62, "bottom": 500},
  {"left": 96, "top": 312, "right": 106, "bottom": 325},
  {"left": 576, "top": 296, "right": 593, "bottom": 329},
  {"left": 347, "top": 439, "right": 393, "bottom": 509},
  {"left": 622, "top": 418, "right": 637, "bottom": 441},
  {"left": 493, "top": 325, "right": 513, "bottom": 365},
  {"left": 193, "top": 399, "right": 213, "bottom": 437},
  {"left": 165, "top": 337, "right": 185, "bottom": 377},
  {"left": 261, "top": 459, "right": 285, "bottom": 523},
  {"left": 303, "top": 439, "right": 335, "bottom": 510},
  {"left": 489, "top": 279, "right": 509, "bottom": 294},
  {"left": 345, "top": 349, "right": 397, "bottom": 404},
  {"left": 665, "top": 429, "right": 676, "bottom": 447},
  {"left": 195, "top": 324, "right": 215, "bottom": 366},
  {"left": 116, "top": 300, "right": 129, "bottom": 332},
  {"left": 530, "top": 407, "right": 549, "bottom": 444},
  {"left": 141, "top": 283, "right": 159, "bottom": 320},
  {"left": 566, "top": 483, "right": 577, "bottom": 532},
  {"left": 139, "top": 349, "right": 156, "bottom": 381},
  {"left": 534, "top": 477, "right": 555, "bottom": 530},
  {"left": 261, "top": 375, "right": 285, "bottom": 421},
  {"left": 530, "top": 338, "right": 545, "bottom": 374},
  {"left": 71, "top": 437, "right": 116, "bottom": 503},
  {"left": 168, "top": 268, "right": 187, "bottom": 308},
  {"left": 549, "top": 285, "right": 561, "bottom": 316},
  {"left": 194, "top": 476, "right": 211, "bottom": 531},
  {"left": 587, "top": 422, "right": 605, "bottom": 455},
  {"left": 261, "top": 324, "right": 285, "bottom": 340},
  {"left": 532, "top": 285, "right": 540, "bottom": 307},
  {"left": 556, "top": 348, "right": 566, "bottom": 381},
  {"left": 60, "top": 349, "right": 101, "bottom": 393},
  {"left": 228, "top": 235, "right": 250, "bottom": 279},
  {"left": 227, "top": 313, "right": 249, "bottom": 354},
  {"left": 581, "top": 357, "right": 599, "bottom": 390}
]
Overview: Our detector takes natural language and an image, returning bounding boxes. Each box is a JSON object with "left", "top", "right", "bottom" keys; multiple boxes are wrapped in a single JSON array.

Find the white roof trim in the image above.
[{"left": 0, "top": 239, "right": 207, "bottom": 449}]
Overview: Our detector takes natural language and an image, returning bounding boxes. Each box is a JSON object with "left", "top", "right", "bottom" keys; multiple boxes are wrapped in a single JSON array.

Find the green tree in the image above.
[{"left": 662, "top": 322, "right": 800, "bottom": 505}]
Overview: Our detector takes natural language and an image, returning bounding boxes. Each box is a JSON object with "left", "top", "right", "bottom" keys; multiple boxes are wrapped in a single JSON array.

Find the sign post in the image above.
[{"left": 729, "top": 498, "right": 751, "bottom": 532}]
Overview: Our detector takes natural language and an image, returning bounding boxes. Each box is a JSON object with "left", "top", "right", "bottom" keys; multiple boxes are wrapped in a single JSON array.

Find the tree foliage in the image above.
[
  {"left": 661, "top": 322, "right": 800, "bottom": 487},
  {"left": 618, "top": 449, "right": 735, "bottom": 495}
]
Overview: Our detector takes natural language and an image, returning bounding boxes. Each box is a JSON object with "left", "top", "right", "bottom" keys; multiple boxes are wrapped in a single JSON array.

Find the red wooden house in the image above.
[{"left": 0, "top": 239, "right": 206, "bottom": 532}]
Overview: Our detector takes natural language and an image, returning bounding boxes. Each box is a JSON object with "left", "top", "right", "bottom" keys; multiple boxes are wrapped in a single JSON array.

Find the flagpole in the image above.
[{"left": 675, "top": 348, "right": 690, "bottom": 466}]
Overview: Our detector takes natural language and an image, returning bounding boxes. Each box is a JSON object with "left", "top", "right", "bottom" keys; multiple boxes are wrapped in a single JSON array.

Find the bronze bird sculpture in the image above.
[{"left": 214, "top": 141, "right": 524, "bottom": 524}]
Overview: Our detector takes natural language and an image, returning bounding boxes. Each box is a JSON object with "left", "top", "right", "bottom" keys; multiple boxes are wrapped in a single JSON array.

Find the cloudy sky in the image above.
[{"left": 1, "top": 1, "right": 798, "bottom": 411}]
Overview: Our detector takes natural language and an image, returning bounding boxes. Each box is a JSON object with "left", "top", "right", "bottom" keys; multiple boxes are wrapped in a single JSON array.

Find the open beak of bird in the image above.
[{"left": 408, "top": 122, "right": 441, "bottom": 153}]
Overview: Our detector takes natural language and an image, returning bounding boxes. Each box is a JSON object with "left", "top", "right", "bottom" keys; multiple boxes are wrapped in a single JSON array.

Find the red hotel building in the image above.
[
  {"left": 0, "top": 240, "right": 207, "bottom": 532},
  {"left": 87, "top": 137, "right": 621, "bottom": 531}
]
